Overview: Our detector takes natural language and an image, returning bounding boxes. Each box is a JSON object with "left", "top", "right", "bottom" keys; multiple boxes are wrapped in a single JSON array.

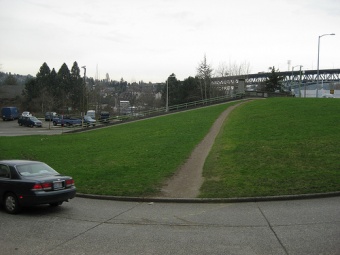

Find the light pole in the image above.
[
  {"left": 316, "top": 33, "right": 335, "bottom": 98},
  {"left": 81, "top": 66, "right": 86, "bottom": 127},
  {"left": 166, "top": 76, "right": 169, "bottom": 112}
]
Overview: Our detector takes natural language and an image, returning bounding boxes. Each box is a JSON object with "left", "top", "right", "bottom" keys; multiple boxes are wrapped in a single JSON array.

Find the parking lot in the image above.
[{"left": 0, "top": 119, "right": 76, "bottom": 136}]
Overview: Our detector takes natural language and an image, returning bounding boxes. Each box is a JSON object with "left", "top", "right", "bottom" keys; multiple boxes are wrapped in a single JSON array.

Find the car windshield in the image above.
[
  {"left": 16, "top": 163, "right": 60, "bottom": 177},
  {"left": 30, "top": 117, "right": 39, "bottom": 121}
]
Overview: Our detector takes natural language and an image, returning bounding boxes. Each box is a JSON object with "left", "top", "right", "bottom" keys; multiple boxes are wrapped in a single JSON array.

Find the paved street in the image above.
[{"left": 0, "top": 196, "right": 339, "bottom": 255}]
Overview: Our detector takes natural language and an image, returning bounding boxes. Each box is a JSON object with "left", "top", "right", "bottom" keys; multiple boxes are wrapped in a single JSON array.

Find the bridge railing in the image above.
[{"left": 211, "top": 69, "right": 340, "bottom": 86}]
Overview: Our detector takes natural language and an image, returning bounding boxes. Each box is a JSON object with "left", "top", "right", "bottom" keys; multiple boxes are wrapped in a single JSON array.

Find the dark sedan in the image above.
[{"left": 0, "top": 160, "right": 76, "bottom": 214}]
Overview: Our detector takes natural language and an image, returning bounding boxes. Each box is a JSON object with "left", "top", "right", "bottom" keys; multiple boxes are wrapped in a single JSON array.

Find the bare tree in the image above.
[
  {"left": 216, "top": 60, "right": 251, "bottom": 77},
  {"left": 196, "top": 54, "right": 213, "bottom": 100}
]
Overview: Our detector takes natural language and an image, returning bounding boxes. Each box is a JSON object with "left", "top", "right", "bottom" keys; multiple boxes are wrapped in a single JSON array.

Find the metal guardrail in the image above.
[
  {"left": 66, "top": 94, "right": 245, "bottom": 133},
  {"left": 107, "top": 93, "right": 245, "bottom": 123}
]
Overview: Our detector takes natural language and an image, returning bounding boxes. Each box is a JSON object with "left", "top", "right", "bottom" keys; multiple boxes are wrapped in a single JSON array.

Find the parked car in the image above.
[
  {"left": 52, "top": 115, "right": 82, "bottom": 127},
  {"left": 83, "top": 115, "right": 96, "bottom": 126},
  {"left": 45, "top": 111, "right": 57, "bottom": 121},
  {"left": 21, "top": 111, "right": 32, "bottom": 117},
  {"left": 99, "top": 111, "right": 110, "bottom": 123},
  {"left": 0, "top": 160, "right": 76, "bottom": 214},
  {"left": 18, "top": 116, "right": 42, "bottom": 127},
  {"left": 1, "top": 106, "right": 19, "bottom": 121}
]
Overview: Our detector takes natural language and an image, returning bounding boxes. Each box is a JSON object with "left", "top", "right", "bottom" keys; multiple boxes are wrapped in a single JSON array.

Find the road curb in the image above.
[{"left": 76, "top": 191, "right": 340, "bottom": 203}]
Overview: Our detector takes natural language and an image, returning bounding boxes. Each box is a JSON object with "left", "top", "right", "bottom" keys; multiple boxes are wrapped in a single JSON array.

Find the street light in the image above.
[
  {"left": 81, "top": 66, "right": 86, "bottom": 127},
  {"left": 316, "top": 33, "right": 335, "bottom": 98},
  {"left": 166, "top": 77, "right": 169, "bottom": 112}
]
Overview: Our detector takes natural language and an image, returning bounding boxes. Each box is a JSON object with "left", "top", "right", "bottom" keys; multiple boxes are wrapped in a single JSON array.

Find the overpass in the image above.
[{"left": 211, "top": 68, "right": 340, "bottom": 97}]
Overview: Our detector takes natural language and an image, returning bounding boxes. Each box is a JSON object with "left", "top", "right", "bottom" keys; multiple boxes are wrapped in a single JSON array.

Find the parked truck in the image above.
[
  {"left": 1, "top": 106, "right": 19, "bottom": 121},
  {"left": 52, "top": 115, "right": 82, "bottom": 127}
]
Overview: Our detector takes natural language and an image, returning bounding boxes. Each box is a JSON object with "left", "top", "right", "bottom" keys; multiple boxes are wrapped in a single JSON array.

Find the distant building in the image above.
[{"left": 119, "top": 100, "right": 130, "bottom": 115}]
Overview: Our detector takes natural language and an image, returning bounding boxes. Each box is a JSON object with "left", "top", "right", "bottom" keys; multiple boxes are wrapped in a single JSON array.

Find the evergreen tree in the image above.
[
  {"left": 265, "top": 66, "right": 284, "bottom": 92},
  {"left": 36, "top": 62, "right": 51, "bottom": 87},
  {"left": 162, "top": 73, "right": 182, "bottom": 106},
  {"left": 22, "top": 77, "right": 39, "bottom": 111},
  {"left": 70, "top": 61, "right": 83, "bottom": 110},
  {"left": 35, "top": 62, "right": 51, "bottom": 112},
  {"left": 57, "top": 63, "right": 71, "bottom": 111},
  {"left": 182, "top": 76, "right": 201, "bottom": 102},
  {"left": 4, "top": 73, "right": 17, "bottom": 85},
  {"left": 49, "top": 68, "right": 59, "bottom": 109}
]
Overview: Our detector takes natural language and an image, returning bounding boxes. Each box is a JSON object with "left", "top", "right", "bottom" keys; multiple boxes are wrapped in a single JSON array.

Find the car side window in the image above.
[{"left": 0, "top": 165, "right": 10, "bottom": 178}]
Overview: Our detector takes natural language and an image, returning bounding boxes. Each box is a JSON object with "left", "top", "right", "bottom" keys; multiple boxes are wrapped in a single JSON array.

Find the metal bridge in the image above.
[
  {"left": 211, "top": 68, "right": 340, "bottom": 88},
  {"left": 211, "top": 68, "right": 340, "bottom": 97}
]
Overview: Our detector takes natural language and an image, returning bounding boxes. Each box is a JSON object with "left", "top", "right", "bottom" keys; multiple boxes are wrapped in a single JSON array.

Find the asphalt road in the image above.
[
  {"left": 0, "top": 119, "right": 79, "bottom": 136},
  {"left": 0, "top": 196, "right": 339, "bottom": 255}
]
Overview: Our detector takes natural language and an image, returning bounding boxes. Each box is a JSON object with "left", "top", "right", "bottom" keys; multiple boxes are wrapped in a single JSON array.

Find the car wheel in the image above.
[
  {"left": 50, "top": 201, "right": 63, "bottom": 207},
  {"left": 53, "top": 121, "right": 57, "bottom": 126},
  {"left": 4, "top": 193, "right": 21, "bottom": 214}
]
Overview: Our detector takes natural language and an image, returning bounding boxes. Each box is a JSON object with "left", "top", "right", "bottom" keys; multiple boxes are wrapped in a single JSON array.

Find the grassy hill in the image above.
[
  {"left": 201, "top": 98, "right": 340, "bottom": 197},
  {"left": 0, "top": 101, "right": 238, "bottom": 196},
  {"left": 0, "top": 98, "right": 339, "bottom": 197}
]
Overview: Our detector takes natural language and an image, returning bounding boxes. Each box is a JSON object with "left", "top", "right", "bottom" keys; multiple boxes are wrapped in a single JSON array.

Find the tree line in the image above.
[
  {"left": 161, "top": 55, "right": 253, "bottom": 106},
  {"left": 22, "top": 61, "right": 85, "bottom": 114},
  {"left": 22, "top": 56, "right": 231, "bottom": 114},
  {"left": 21, "top": 56, "right": 284, "bottom": 114}
]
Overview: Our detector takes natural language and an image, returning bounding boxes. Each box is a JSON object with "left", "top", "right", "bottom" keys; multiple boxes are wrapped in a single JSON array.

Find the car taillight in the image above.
[
  {"left": 32, "top": 182, "right": 52, "bottom": 191},
  {"left": 65, "top": 179, "right": 75, "bottom": 187},
  {"left": 41, "top": 182, "right": 52, "bottom": 190},
  {"left": 32, "top": 184, "right": 42, "bottom": 191}
]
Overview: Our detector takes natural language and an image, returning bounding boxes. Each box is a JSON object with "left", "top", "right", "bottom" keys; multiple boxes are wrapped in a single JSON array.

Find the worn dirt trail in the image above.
[{"left": 159, "top": 101, "right": 248, "bottom": 198}]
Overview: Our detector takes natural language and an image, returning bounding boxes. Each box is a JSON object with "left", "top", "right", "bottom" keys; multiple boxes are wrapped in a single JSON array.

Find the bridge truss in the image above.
[{"left": 211, "top": 69, "right": 340, "bottom": 91}]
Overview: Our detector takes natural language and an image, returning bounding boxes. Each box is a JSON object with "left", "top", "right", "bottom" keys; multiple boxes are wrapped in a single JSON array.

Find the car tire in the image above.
[{"left": 4, "top": 193, "right": 21, "bottom": 214}]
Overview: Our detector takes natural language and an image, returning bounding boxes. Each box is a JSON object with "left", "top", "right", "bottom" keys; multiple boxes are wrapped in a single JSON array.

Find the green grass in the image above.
[
  {"left": 0, "top": 102, "right": 238, "bottom": 196},
  {"left": 200, "top": 98, "right": 340, "bottom": 197},
  {"left": 1, "top": 98, "right": 339, "bottom": 198}
]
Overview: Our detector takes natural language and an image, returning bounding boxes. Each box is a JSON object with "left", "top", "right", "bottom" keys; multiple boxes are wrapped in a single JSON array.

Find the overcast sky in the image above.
[{"left": 0, "top": 0, "right": 339, "bottom": 83}]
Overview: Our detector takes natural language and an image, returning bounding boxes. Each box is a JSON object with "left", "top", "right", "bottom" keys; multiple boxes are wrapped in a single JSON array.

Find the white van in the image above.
[{"left": 86, "top": 110, "right": 96, "bottom": 119}]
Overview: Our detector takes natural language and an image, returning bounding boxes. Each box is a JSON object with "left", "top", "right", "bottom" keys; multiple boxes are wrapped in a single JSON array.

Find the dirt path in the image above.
[{"left": 159, "top": 101, "right": 247, "bottom": 198}]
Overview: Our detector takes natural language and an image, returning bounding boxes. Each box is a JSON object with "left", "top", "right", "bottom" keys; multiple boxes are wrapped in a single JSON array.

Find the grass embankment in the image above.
[
  {"left": 1, "top": 98, "right": 339, "bottom": 198},
  {"left": 200, "top": 98, "right": 340, "bottom": 197},
  {"left": 0, "top": 102, "right": 237, "bottom": 196}
]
